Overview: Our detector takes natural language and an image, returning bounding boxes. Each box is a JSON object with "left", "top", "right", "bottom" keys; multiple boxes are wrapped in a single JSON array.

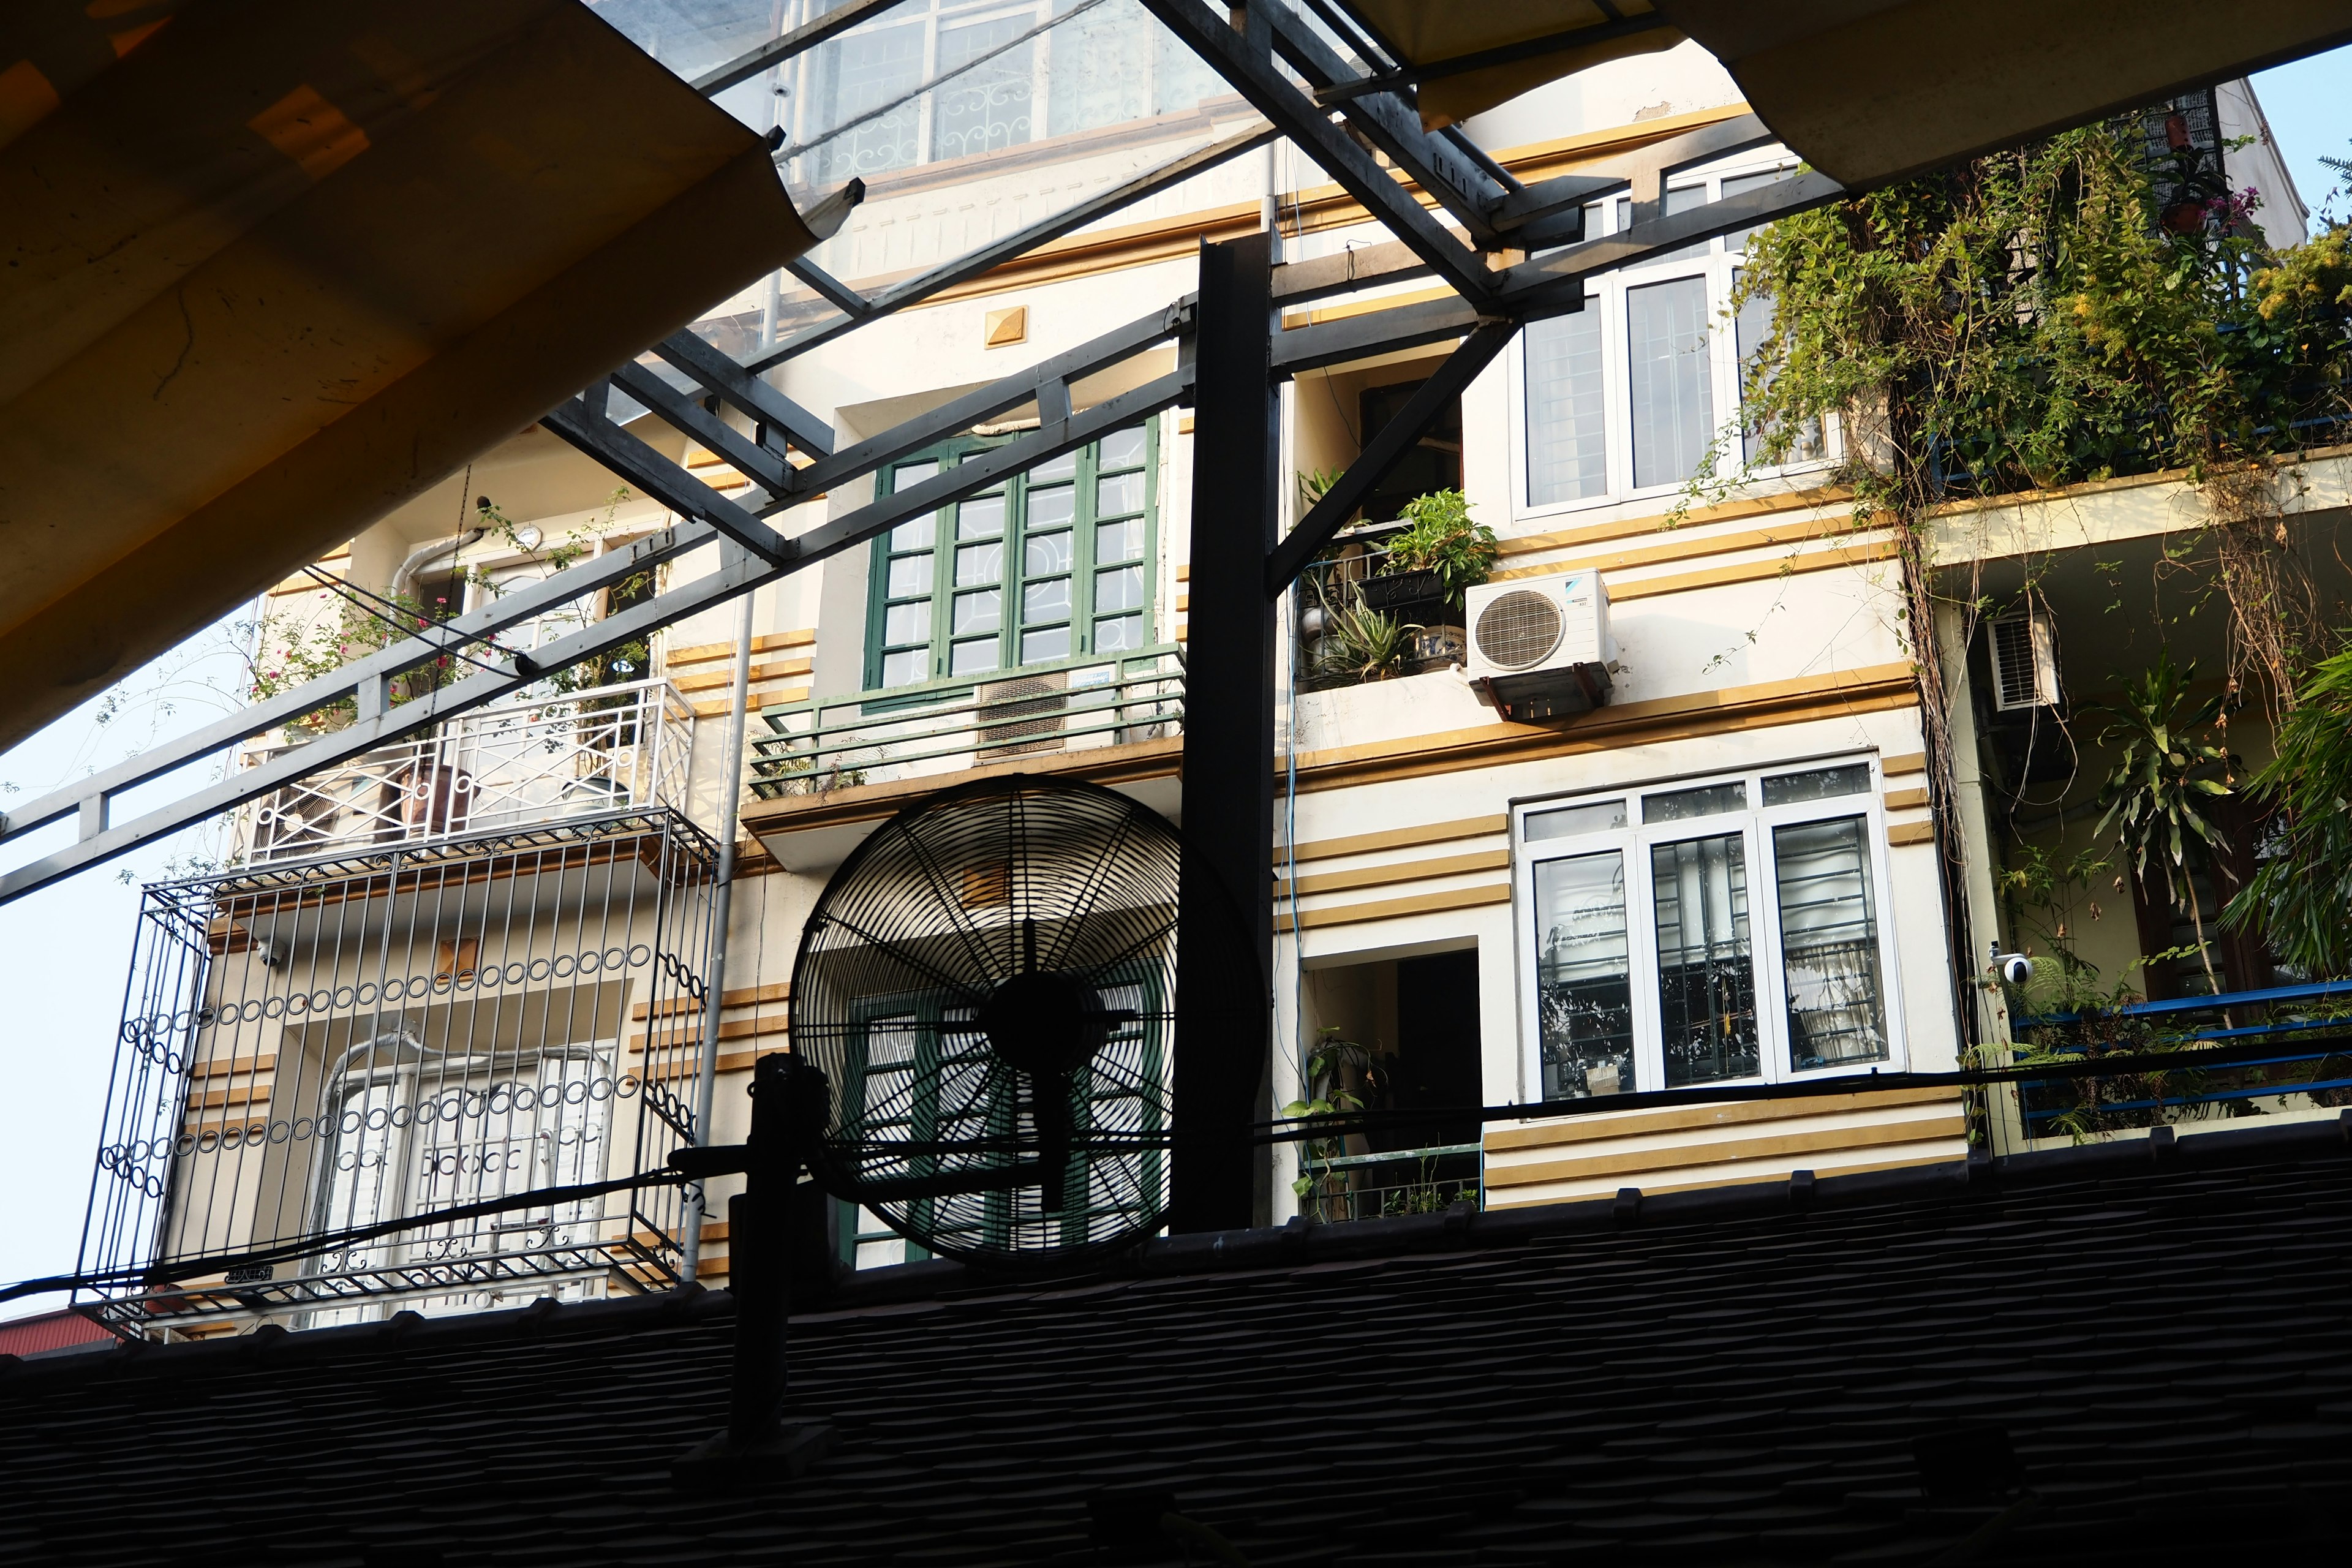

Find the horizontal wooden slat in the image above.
[
  {"left": 1486, "top": 1111, "right": 1967, "bottom": 1191},
  {"left": 671, "top": 658, "right": 813, "bottom": 693},
  {"left": 632, "top": 981, "right": 791, "bottom": 1021},
  {"left": 1278, "top": 847, "right": 1508, "bottom": 899},
  {"left": 1275, "top": 881, "right": 1510, "bottom": 933},
  {"left": 1483, "top": 1148, "right": 1964, "bottom": 1210},
  {"left": 692, "top": 685, "right": 809, "bottom": 718},
  {"left": 1884, "top": 786, "right": 1929, "bottom": 810},
  {"left": 1881, "top": 752, "right": 1927, "bottom": 775},
  {"left": 1485, "top": 1085, "right": 1955, "bottom": 1152},
  {"left": 668, "top": 630, "right": 815, "bottom": 666},
  {"left": 189, "top": 1054, "right": 277, "bottom": 1080},
  {"left": 1280, "top": 815, "right": 1508, "bottom": 867},
  {"left": 1887, "top": 821, "right": 1936, "bottom": 846},
  {"left": 630, "top": 1014, "right": 789, "bottom": 1053}
]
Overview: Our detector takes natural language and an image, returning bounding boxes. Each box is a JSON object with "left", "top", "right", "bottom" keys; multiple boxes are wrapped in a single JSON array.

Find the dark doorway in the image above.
[
  {"left": 1379, "top": 949, "right": 1483, "bottom": 1153},
  {"left": 1357, "top": 377, "right": 1463, "bottom": 525}
]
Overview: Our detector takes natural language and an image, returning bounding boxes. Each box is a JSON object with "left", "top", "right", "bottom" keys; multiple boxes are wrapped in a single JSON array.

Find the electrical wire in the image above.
[{"left": 300, "top": 567, "right": 516, "bottom": 678}]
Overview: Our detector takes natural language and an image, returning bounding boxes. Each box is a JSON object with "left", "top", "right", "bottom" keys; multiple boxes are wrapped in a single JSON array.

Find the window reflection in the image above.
[
  {"left": 1651, "top": 832, "right": 1759, "bottom": 1085},
  {"left": 1772, "top": 818, "right": 1889, "bottom": 1069},
  {"left": 1534, "top": 852, "right": 1636, "bottom": 1098}
]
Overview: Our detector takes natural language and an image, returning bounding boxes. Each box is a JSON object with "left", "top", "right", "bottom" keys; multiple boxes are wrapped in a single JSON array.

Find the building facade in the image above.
[{"left": 72, "top": 4, "right": 2340, "bottom": 1332}]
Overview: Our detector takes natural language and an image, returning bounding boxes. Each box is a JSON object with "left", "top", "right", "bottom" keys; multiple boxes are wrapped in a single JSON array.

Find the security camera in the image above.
[{"left": 1992, "top": 952, "right": 2034, "bottom": 987}]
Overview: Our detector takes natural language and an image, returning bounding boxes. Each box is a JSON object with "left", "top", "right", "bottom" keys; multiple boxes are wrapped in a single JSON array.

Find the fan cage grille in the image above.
[{"left": 1474, "top": 590, "right": 1566, "bottom": 671}]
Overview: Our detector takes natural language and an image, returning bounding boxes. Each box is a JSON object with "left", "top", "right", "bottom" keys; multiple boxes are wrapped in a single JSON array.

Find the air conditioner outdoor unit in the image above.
[
  {"left": 1989, "top": 609, "right": 2061, "bottom": 711},
  {"left": 1464, "top": 571, "right": 1615, "bottom": 722}
]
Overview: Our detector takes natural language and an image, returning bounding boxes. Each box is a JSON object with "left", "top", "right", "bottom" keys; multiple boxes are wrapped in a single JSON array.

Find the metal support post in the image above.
[
  {"left": 681, "top": 592, "right": 759, "bottom": 1283},
  {"left": 1170, "top": 231, "right": 1278, "bottom": 1235}
]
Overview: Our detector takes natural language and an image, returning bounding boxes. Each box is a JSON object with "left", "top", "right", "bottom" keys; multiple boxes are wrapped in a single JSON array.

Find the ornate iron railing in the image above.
[
  {"left": 77, "top": 812, "right": 719, "bottom": 1336},
  {"left": 748, "top": 647, "right": 1183, "bottom": 798},
  {"left": 1295, "top": 1142, "right": 1482, "bottom": 1224},
  {"left": 235, "top": 680, "right": 693, "bottom": 864}
]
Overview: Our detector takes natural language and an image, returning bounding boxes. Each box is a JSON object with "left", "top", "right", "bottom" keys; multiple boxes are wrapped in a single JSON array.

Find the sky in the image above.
[
  {"left": 0, "top": 45, "right": 2346, "bottom": 1325},
  {"left": 2252, "top": 45, "right": 2352, "bottom": 229}
]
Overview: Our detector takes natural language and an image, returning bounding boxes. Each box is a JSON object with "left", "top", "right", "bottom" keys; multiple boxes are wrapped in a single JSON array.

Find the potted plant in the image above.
[
  {"left": 1314, "top": 595, "right": 1419, "bottom": 685},
  {"left": 1360, "top": 489, "right": 1498, "bottom": 618}
]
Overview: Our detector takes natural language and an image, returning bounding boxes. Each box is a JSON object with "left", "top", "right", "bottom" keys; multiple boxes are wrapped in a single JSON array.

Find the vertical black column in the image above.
[{"left": 1170, "top": 231, "right": 1278, "bottom": 1235}]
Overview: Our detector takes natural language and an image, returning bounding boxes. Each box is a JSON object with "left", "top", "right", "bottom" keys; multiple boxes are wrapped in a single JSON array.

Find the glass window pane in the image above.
[
  {"left": 1627, "top": 276, "right": 1715, "bottom": 489},
  {"left": 1722, "top": 168, "right": 1793, "bottom": 252},
  {"left": 887, "top": 554, "right": 933, "bottom": 598},
  {"left": 881, "top": 647, "right": 929, "bottom": 687},
  {"left": 820, "top": 23, "right": 925, "bottom": 182},
  {"left": 1028, "top": 483, "right": 1076, "bottom": 529},
  {"left": 932, "top": 17, "right": 1034, "bottom": 163},
  {"left": 1047, "top": 0, "right": 1150, "bottom": 138},
  {"left": 1763, "top": 764, "right": 1871, "bottom": 807},
  {"left": 1534, "top": 851, "right": 1637, "bottom": 1098},
  {"left": 883, "top": 601, "right": 931, "bottom": 646},
  {"left": 1031, "top": 447, "right": 1079, "bottom": 483},
  {"left": 1023, "top": 577, "right": 1071, "bottom": 621},
  {"left": 1525, "top": 306, "right": 1608, "bottom": 505},
  {"left": 956, "top": 540, "right": 1003, "bottom": 587},
  {"left": 1650, "top": 183, "right": 1711, "bottom": 265},
  {"left": 1651, "top": 832, "right": 1759, "bottom": 1086},
  {"left": 895, "top": 458, "right": 938, "bottom": 489},
  {"left": 1735, "top": 270, "right": 1826, "bottom": 466},
  {"left": 1021, "top": 624, "right": 1069, "bottom": 664},
  {"left": 1097, "top": 471, "right": 1145, "bottom": 516},
  {"left": 957, "top": 494, "right": 1006, "bottom": 539},
  {"left": 1644, "top": 780, "right": 1746, "bottom": 823},
  {"left": 891, "top": 514, "right": 935, "bottom": 551},
  {"left": 952, "top": 587, "right": 1001, "bottom": 636},
  {"left": 1097, "top": 518, "right": 1142, "bottom": 562},
  {"left": 1095, "top": 564, "right": 1145, "bottom": 612},
  {"left": 1099, "top": 426, "right": 1147, "bottom": 468},
  {"left": 1094, "top": 612, "right": 1143, "bottom": 652},
  {"left": 1024, "top": 530, "right": 1072, "bottom": 576},
  {"left": 1773, "top": 817, "right": 1890, "bottom": 1069},
  {"left": 1526, "top": 799, "right": 1626, "bottom": 842},
  {"left": 951, "top": 638, "right": 1000, "bottom": 676}
]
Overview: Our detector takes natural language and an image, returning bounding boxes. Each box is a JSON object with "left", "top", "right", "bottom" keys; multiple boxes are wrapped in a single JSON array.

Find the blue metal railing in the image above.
[{"left": 2010, "top": 979, "right": 2352, "bottom": 1136}]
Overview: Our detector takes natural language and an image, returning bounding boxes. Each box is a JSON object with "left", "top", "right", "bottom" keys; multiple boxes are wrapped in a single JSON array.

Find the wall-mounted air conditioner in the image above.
[
  {"left": 1464, "top": 571, "right": 1615, "bottom": 722},
  {"left": 1989, "top": 609, "right": 2060, "bottom": 711}
]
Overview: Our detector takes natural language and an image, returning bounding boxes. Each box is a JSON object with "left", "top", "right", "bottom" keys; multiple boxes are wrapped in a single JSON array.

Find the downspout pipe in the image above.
[
  {"left": 388, "top": 527, "right": 486, "bottom": 603},
  {"left": 680, "top": 591, "right": 758, "bottom": 1283}
]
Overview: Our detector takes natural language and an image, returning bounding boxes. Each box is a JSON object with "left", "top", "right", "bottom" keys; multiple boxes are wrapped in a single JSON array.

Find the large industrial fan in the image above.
[{"left": 790, "top": 775, "right": 1208, "bottom": 1264}]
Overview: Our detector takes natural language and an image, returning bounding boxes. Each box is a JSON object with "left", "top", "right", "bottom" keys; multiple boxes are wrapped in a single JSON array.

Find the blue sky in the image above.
[{"left": 2253, "top": 43, "right": 2352, "bottom": 228}]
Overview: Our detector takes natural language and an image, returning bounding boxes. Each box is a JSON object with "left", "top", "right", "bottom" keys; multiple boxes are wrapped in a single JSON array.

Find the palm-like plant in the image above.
[
  {"left": 2223, "top": 645, "right": 2352, "bottom": 977},
  {"left": 1316, "top": 596, "right": 1419, "bottom": 684},
  {"left": 2094, "top": 654, "right": 2233, "bottom": 993}
]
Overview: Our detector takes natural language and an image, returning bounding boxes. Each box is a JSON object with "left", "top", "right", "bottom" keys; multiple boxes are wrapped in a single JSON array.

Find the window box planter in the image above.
[{"left": 1357, "top": 568, "right": 1446, "bottom": 617}]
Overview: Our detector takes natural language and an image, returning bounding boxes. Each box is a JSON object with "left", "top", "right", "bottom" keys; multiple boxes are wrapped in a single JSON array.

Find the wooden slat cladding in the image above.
[{"left": 1483, "top": 1086, "right": 1967, "bottom": 1208}]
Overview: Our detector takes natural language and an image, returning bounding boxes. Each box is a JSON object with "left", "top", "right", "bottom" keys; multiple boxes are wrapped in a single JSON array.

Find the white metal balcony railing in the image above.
[
  {"left": 750, "top": 648, "right": 1183, "bottom": 799},
  {"left": 238, "top": 680, "right": 695, "bottom": 862}
]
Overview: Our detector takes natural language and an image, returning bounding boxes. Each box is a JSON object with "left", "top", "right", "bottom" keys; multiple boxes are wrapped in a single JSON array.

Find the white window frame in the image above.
[
  {"left": 1510, "top": 753, "right": 1908, "bottom": 1102},
  {"left": 1508, "top": 154, "right": 1838, "bottom": 524}
]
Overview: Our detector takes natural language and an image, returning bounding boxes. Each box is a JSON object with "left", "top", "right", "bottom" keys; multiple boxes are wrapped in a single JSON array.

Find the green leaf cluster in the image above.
[
  {"left": 1380, "top": 489, "right": 1498, "bottom": 609},
  {"left": 2225, "top": 647, "right": 2352, "bottom": 976}
]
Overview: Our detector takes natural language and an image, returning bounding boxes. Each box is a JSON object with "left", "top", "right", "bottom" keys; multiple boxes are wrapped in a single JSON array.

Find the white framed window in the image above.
[
  {"left": 1513, "top": 756, "right": 1905, "bottom": 1102},
  {"left": 1513, "top": 159, "right": 1832, "bottom": 519}
]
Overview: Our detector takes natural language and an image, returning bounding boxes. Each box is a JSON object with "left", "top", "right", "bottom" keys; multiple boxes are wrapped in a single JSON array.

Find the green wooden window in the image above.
[{"left": 867, "top": 424, "right": 1158, "bottom": 689}]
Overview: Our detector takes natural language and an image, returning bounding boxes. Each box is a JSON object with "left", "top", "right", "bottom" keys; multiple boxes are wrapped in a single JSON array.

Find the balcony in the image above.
[
  {"left": 2008, "top": 980, "right": 2352, "bottom": 1145},
  {"left": 742, "top": 649, "right": 1184, "bottom": 870},
  {"left": 236, "top": 679, "right": 694, "bottom": 864}
]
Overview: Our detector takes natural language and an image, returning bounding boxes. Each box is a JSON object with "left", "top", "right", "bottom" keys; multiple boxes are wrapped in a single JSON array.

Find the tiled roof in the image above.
[{"left": 8, "top": 1118, "right": 2352, "bottom": 1565}]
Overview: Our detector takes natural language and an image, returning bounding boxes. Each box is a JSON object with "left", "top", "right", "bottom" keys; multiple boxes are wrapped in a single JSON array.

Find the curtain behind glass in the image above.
[
  {"left": 1651, "top": 832, "right": 1759, "bottom": 1085},
  {"left": 1525, "top": 306, "right": 1607, "bottom": 505},
  {"left": 1534, "top": 851, "right": 1635, "bottom": 1097},
  {"left": 1771, "top": 817, "right": 1889, "bottom": 1069},
  {"left": 1627, "top": 275, "right": 1714, "bottom": 489}
]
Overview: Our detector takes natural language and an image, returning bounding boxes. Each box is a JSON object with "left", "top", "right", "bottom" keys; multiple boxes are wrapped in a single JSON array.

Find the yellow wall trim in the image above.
[
  {"left": 1275, "top": 880, "right": 1510, "bottom": 933},
  {"left": 1279, "top": 846, "right": 1509, "bottom": 899},
  {"left": 1281, "top": 814, "right": 1507, "bottom": 866}
]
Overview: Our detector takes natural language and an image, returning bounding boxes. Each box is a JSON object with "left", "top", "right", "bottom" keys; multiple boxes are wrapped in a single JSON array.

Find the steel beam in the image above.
[
  {"left": 1265, "top": 315, "right": 1520, "bottom": 594},
  {"left": 1139, "top": 0, "right": 1496, "bottom": 302},
  {"left": 689, "top": 0, "right": 904, "bottom": 97},
  {"left": 742, "top": 121, "right": 1274, "bottom": 374},
  {"left": 606, "top": 361, "right": 796, "bottom": 498},
  {"left": 650, "top": 328, "right": 837, "bottom": 459},
  {"left": 1497, "top": 170, "right": 1845, "bottom": 303},
  {"left": 1171, "top": 232, "right": 1278, "bottom": 1235},
  {"left": 1315, "top": 14, "right": 1675, "bottom": 105},
  {"left": 541, "top": 398, "right": 796, "bottom": 563}
]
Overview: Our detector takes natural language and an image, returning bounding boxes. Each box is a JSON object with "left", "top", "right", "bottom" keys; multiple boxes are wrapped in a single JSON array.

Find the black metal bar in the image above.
[
  {"left": 1253, "top": 0, "right": 1508, "bottom": 246},
  {"left": 1264, "top": 315, "right": 1519, "bottom": 594},
  {"left": 1272, "top": 292, "right": 1487, "bottom": 375},
  {"left": 785, "top": 257, "right": 873, "bottom": 322},
  {"left": 1315, "top": 13, "right": 1675, "bottom": 104},
  {"left": 1170, "top": 232, "right": 1278, "bottom": 1235},
  {"left": 1496, "top": 169, "right": 1844, "bottom": 301},
  {"left": 728, "top": 1050, "right": 813, "bottom": 1448},
  {"left": 650, "top": 326, "right": 838, "bottom": 458},
  {"left": 1139, "top": 0, "right": 1496, "bottom": 301},
  {"left": 690, "top": 0, "right": 903, "bottom": 96},
  {"left": 540, "top": 396, "right": 796, "bottom": 562},
  {"left": 742, "top": 126, "right": 1268, "bottom": 374},
  {"left": 608, "top": 361, "right": 796, "bottom": 496}
]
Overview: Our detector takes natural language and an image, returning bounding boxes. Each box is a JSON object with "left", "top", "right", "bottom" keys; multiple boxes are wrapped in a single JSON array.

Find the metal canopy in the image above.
[{"left": 0, "top": 0, "right": 845, "bottom": 752}]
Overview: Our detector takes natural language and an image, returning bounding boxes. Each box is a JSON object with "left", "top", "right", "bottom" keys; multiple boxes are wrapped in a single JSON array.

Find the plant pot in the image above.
[{"left": 1357, "top": 568, "right": 1442, "bottom": 612}]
